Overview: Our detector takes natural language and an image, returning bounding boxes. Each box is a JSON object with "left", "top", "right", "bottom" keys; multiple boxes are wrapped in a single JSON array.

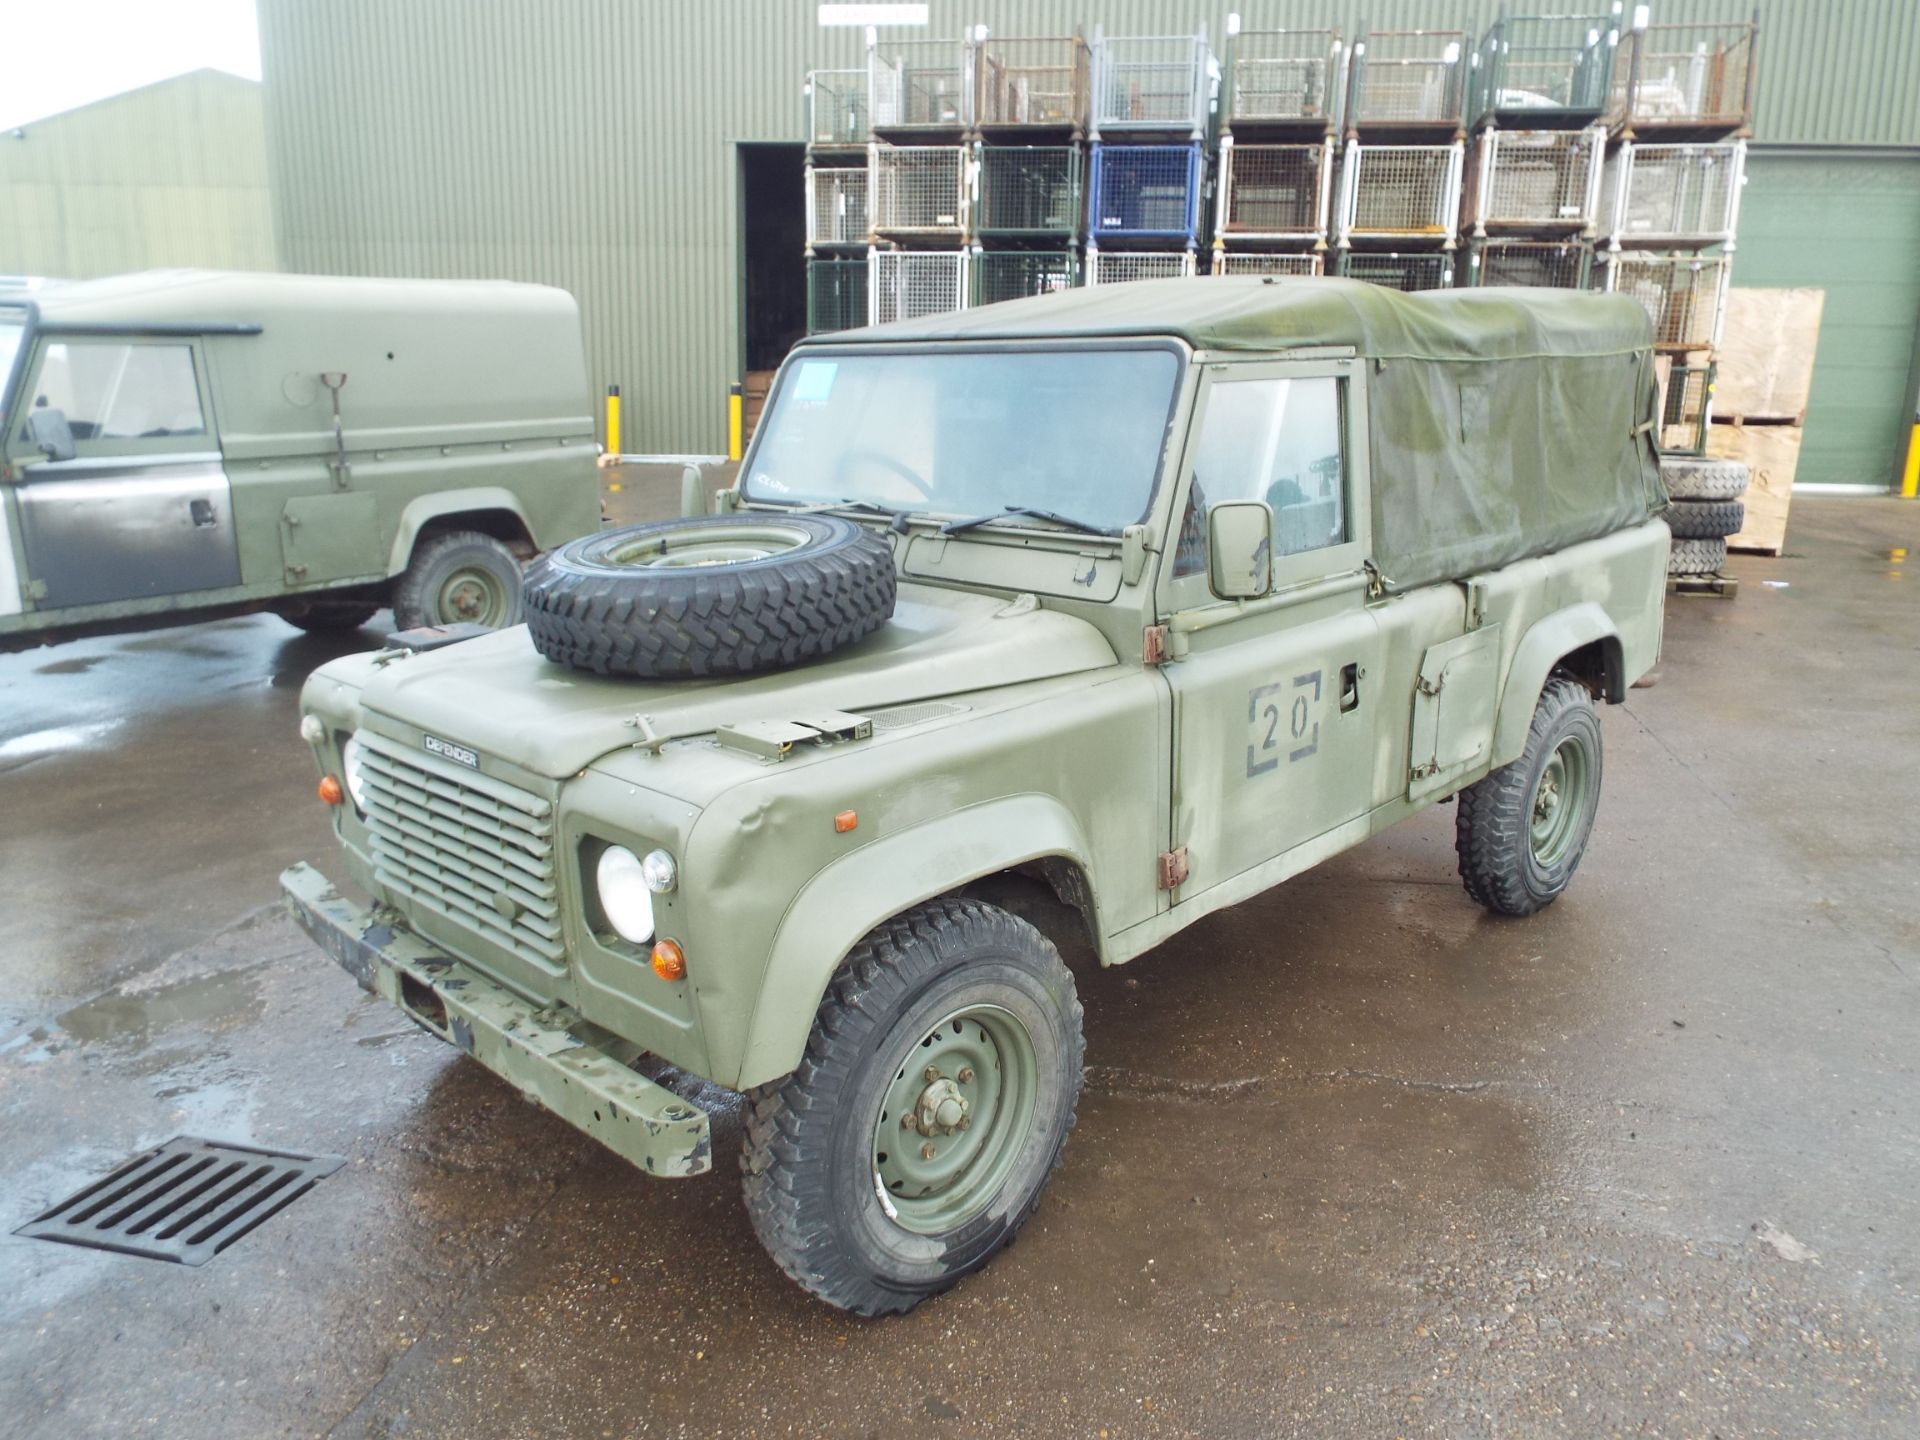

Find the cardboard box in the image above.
[
  {"left": 1708, "top": 421, "right": 1801, "bottom": 556},
  {"left": 1713, "top": 288, "right": 1825, "bottom": 422}
]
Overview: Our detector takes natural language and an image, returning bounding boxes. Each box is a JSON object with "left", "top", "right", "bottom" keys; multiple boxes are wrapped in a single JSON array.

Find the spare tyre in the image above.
[
  {"left": 1660, "top": 456, "right": 1749, "bottom": 502},
  {"left": 1664, "top": 497, "right": 1746, "bottom": 539},
  {"left": 523, "top": 514, "right": 896, "bottom": 678}
]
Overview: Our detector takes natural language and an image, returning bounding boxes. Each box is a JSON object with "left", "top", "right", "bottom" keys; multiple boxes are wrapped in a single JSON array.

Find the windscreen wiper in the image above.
[
  {"left": 784, "top": 497, "right": 919, "bottom": 533},
  {"left": 939, "top": 505, "right": 1118, "bottom": 538}
]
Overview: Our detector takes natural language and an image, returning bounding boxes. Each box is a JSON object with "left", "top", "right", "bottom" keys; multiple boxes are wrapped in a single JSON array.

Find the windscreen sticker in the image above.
[{"left": 792, "top": 361, "right": 838, "bottom": 404}]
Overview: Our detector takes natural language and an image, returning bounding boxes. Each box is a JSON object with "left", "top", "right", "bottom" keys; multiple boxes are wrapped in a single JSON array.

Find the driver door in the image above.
[
  {"left": 1160, "top": 357, "right": 1383, "bottom": 903},
  {"left": 8, "top": 336, "right": 240, "bottom": 613}
]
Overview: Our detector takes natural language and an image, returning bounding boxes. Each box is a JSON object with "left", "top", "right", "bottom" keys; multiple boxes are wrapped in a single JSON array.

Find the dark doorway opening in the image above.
[{"left": 739, "top": 142, "right": 807, "bottom": 441}]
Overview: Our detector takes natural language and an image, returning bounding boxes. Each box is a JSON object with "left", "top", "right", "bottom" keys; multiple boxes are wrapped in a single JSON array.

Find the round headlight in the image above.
[
  {"left": 595, "top": 845, "right": 656, "bottom": 944},
  {"left": 639, "top": 848, "right": 677, "bottom": 893},
  {"left": 341, "top": 734, "right": 371, "bottom": 812}
]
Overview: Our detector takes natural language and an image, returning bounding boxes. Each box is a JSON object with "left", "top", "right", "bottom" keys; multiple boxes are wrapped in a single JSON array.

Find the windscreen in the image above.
[
  {"left": 742, "top": 347, "right": 1183, "bottom": 532},
  {"left": 0, "top": 312, "right": 25, "bottom": 416}
]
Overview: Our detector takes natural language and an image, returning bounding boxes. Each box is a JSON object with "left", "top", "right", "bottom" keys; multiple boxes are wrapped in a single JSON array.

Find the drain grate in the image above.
[{"left": 15, "top": 1137, "right": 345, "bottom": 1266}]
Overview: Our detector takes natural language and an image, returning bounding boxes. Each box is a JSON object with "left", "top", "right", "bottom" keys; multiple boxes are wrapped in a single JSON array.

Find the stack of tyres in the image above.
[{"left": 1659, "top": 456, "right": 1750, "bottom": 576}]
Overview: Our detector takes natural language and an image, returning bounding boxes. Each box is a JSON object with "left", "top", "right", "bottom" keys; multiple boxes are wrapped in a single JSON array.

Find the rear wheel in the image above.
[
  {"left": 740, "top": 898, "right": 1083, "bottom": 1315},
  {"left": 1456, "top": 675, "right": 1604, "bottom": 917},
  {"left": 392, "top": 531, "right": 523, "bottom": 630}
]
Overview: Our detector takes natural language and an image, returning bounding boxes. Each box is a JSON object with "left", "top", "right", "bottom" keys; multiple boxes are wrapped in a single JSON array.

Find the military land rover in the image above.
[
  {"left": 284, "top": 278, "right": 1669, "bottom": 1314},
  {"left": 0, "top": 270, "right": 600, "bottom": 650}
]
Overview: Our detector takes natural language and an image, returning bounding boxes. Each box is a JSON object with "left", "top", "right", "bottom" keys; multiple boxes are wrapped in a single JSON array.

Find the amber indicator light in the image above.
[
  {"left": 650, "top": 938, "right": 687, "bottom": 981},
  {"left": 317, "top": 775, "right": 344, "bottom": 806},
  {"left": 834, "top": 810, "right": 858, "bottom": 833}
]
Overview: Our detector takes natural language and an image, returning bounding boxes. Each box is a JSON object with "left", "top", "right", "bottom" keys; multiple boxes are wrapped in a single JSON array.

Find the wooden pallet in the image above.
[{"left": 1667, "top": 571, "right": 1738, "bottom": 599}]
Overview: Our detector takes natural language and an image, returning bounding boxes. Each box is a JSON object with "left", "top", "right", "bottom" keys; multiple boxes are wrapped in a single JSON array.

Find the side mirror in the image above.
[
  {"left": 680, "top": 463, "right": 706, "bottom": 518},
  {"left": 1207, "top": 499, "right": 1273, "bottom": 599},
  {"left": 26, "top": 408, "right": 75, "bottom": 463}
]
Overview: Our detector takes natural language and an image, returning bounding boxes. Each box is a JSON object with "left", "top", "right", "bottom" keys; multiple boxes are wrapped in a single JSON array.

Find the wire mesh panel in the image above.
[
  {"left": 1348, "top": 30, "right": 1467, "bottom": 127},
  {"left": 1227, "top": 29, "right": 1342, "bottom": 129},
  {"left": 1220, "top": 143, "right": 1332, "bottom": 240},
  {"left": 807, "top": 259, "right": 870, "bottom": 334},
  {"left": 1465, "top": 128, "right": 1601, "bottom": 232},
  {"left": 976, "top": 36, "right": 1088, "bottom": 131},
  {"left": 1659, "top": 360, "right": 1714, "bottom": 454},
  {"left": 1213, "top": 251, "right": 1323, "bottom": 277},
  {"left": 1090, "top": 31, "right": 1212, "bottom": 138},
  {"left": 1341, "top": 251, "right": 1454, "bottom": 291},
  {"left": 975, "top": 147, "right": 1083, "bottom": 237},
  {"left": 870, "top": 250, "right": 967, "bottom": 324},
  {"left": 870, "top": 39, "right": 972, "bottom": 131},
  {"left": 971, "top": 250, "right": 1080, "bottom": 305},
  {"left": 870, "top": 145, "right": 969, "bottom": 236},
  {"left": 1602, "top": 142, "right": 1742, "bottom": 243},
  {"left": 1604, "top": 253, "right": 1730, "bottom": 349},
  {"left": 1612, "top": 22, "right": 1757, "bottom": 133},
  {"left": 1088, "top": 144, "right": 1203, "bottom": 243},
  {"left": 1469, "top": 240, "right": 1590, "bottom": 288},
  {"left": 807, "top": 69, "right": 869, "bottom": 148},
  {"left": 1472, "top": 13, "right": 1616, "bottom": 126},
  {"left": 1088, "top": 251, "right": 1197, "bottom": 285},
  {"left": 806, "top": 165, "right": 869, "bottom": 247},
  {"left": 1342, "top": 144, "right": 1461, "bottom": 239}
]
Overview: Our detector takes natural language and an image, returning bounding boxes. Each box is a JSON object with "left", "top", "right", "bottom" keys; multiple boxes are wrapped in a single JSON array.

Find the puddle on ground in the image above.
[
  {"left": 0, "top": 718, "right": 126, "bottom": 765},
  {"left": 32, "top": 655, "right": 106, "bottom": 676},
  {"left": 55, "top": 963, "right": 269, "bottom": 1047}
]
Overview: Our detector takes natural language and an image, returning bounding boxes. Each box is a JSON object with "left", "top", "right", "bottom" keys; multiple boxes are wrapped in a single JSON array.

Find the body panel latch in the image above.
[
  {"left": 1157, "top": 847, "right": 1189, "bottom": 890},
  {"left": 716, "top": 710, "right": 873, "bottom": 761}
]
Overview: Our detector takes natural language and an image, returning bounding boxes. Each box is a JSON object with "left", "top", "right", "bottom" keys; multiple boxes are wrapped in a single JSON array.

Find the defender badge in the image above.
[{"left": 423, "top": 734, "right": 480, "bottom": 769}]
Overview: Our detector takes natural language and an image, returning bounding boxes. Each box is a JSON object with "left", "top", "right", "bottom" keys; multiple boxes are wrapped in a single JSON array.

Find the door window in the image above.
[
  {"left": 1175, "top": 376, "right": 1347, "bottom": 577},
  {"left": 27, "top": 342, "right": 206, "bottom": 444}
]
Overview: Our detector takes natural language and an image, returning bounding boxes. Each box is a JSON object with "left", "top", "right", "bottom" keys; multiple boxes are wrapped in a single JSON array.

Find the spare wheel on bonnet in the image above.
[{"left": 523, "top": 514, "right": 897, "bottom": 678}]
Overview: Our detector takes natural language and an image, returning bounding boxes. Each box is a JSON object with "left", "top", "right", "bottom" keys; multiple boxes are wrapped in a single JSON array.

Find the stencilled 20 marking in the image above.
[{"left": 1246, "top": 669, "right": 1322, "bottom": 776}]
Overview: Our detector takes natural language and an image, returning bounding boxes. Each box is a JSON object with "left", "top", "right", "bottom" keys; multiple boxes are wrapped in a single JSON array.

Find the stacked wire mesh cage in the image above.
[
  {"left": 1598, "top": 11, "right": 1758, "bottom": 460},
  {"left": 804, "top": 68, "right": 872, "bottom": 335},
  {"left": 1459, "top": 12, "right": 1616, "bottom": 289},
  {"left": 867, "top": 32, "right": 976, "bottom": 324},
  {"left": 1085, "top": 24, "right": 1213, "bottom": 285},
  {"left": 1334, "top": 26, "right": 1467, "bottom": 290},
  {"left": 1212, "top": 18, "right": 1341, "bottom": 278},
  {"left": 971, "top": 31, "right": 1089, "bottom": 305}
]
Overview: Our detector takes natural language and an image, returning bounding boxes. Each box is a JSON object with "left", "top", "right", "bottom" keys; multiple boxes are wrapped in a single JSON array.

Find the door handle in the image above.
[
  {"left": 189, "top": 498, "right": 217, "bottom": 528},
  {"left": 1340, "top": 662, "right": 1361, "bottom": 713}
]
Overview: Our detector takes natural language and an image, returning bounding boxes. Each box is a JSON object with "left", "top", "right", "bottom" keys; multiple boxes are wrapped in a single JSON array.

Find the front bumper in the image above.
[{"left": 281, "top": 861, "right": 712, "bottom": 1177}]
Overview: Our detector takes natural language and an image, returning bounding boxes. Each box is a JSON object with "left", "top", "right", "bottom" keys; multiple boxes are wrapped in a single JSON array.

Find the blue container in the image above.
[{"left": 1088, "top": 142, "right": 1204, "bottom": 245}]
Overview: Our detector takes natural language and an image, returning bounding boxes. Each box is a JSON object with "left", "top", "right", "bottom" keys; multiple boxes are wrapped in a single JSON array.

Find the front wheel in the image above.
[
  {"left": 740, "top": 898, "right": 1084, "bottom": 1315},
  {"left": 1455, "top": 674, "right": 1604, "bottom": 916},
  {"left": 392, "top": 531, "right": 524, "bottom": 631}
]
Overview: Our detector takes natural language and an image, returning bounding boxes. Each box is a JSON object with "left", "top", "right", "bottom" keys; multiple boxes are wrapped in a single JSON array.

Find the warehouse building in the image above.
[
  {"left": 0, "top": 69, "right": 276, "bottom": 278},
  {"left": 256, "top": 1, "right": 1919, "bottom": 490}
]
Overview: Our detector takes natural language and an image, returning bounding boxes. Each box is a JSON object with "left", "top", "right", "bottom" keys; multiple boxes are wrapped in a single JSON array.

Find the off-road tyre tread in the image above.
[
  {"left": 523, "top": 516, "right": 896, "bottom": 678},
  {"left": 739, "top": 897, "right": 1084, "bottom": 1316},
  {"left": 1659, "top": 456, "right": 1749, "bottom": 502},
  {"left": 1455, "top": 673, "right": 1602, "bottom": 917},
  {"left": 1664, "top": 497, "right": 1746, "bottom": 539},
  {"left": 1668, "top": 535, "right": 1729, "bottom": 576},
  {"left": 391, "top": 530, "right": 524, "bottom": 631}
]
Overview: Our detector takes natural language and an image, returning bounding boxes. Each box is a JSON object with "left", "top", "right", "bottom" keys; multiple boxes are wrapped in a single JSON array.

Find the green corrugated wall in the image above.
[
  {"left": 257, "top": 1, "right": 1920, "bottom": 457},
  {"left": 0, "top": 70, "right": 276, "bottom": 279}
]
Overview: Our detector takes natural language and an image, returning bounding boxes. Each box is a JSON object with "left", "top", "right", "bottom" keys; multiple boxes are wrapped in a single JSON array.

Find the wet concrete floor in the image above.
[{"left": 1, "top": 498, "right": 1915, "bottom": 1438}]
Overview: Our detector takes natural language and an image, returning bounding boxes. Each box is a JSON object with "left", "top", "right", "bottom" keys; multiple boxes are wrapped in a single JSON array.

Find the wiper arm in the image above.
[
  {"left": 782, "top": 497, "right": 919, "bottom": 533},
  {"left": 939, "top": 505, "right": 1117, "bottom": 538}
]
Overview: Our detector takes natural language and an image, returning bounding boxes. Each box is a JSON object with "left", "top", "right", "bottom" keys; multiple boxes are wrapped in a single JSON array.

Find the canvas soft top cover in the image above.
[{"left": 807, "top": 277, "right": 1666, "bottom": 591}]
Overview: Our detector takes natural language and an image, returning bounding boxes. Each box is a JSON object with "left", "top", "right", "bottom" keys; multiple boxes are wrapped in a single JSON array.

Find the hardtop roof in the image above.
[{"left": 804, "top": 275, "right": 1654, "bottom": 362}]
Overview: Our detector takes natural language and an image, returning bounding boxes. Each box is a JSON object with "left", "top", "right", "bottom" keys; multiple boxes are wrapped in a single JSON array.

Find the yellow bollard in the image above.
[
  {"left": 1902, "top": 415, "right": 1919, "bottom": 499},
  {"left": 605, "top": 384, "right": 621, "bottom": 459},
  {"left": 728, "top": 383, "right": 744, "bottom": 462}
]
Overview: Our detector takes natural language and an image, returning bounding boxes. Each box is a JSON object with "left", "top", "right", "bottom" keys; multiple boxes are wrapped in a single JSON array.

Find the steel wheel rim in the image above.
[
  {"left": 871, "top": 1003, "right": 1038, "bottom": 1236},
  {"left": 1530, "top": 735, "right": 1590, "bottom": 868},
  {"left": 438, "top": 566, "right": 510, "bottom": 625},
  {"left": 608, "top": 523, "right": 813, "bottom": 570}
]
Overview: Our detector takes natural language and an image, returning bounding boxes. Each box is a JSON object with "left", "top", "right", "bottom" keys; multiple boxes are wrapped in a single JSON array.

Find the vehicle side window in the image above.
[
  {"left": 27, "top": 342, "right": 206, "bottom": 444},
  {"left": 1174, "top": 376, "right": 1347, "bottom": 577}
]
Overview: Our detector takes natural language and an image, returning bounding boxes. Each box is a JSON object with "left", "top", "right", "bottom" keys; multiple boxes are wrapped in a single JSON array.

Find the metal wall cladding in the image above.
[
  {"left": 259, "top": 1, "right": 1920, "bottom": 453},
  {"left": 0, "top": 70, "right": 276, "bottom": 277}
]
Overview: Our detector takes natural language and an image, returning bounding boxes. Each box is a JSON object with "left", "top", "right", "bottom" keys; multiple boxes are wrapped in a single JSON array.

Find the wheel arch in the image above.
[
  {"left": 386, "top": 489, "right": 539, "bottom": 575},
  {"left": 1492, "top": 603, "right": 1623, "bottom": 768},
  {"left": 731, "top": 794, "right": 1104, "bottom": 1091}
]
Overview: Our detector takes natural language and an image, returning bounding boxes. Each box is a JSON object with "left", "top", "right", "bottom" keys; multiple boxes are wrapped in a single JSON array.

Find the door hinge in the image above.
[
  {"left": 1157, "top": 847, "right": 1189, "bottom": 890},
  {"left": 1410, "top": 760, "right": 1440, "bottom": 780},
  {"left": 1143, "top": 625, "right": 1169, "bottom": 666}
]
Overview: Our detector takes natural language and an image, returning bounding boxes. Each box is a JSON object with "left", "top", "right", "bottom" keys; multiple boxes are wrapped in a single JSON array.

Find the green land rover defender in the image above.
[
  {"left": 284, "top": 278, "right": 1670, "bottom": 1314},
  {"left": 0, "top": 270, "right": 600, "bottom": 650}
]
